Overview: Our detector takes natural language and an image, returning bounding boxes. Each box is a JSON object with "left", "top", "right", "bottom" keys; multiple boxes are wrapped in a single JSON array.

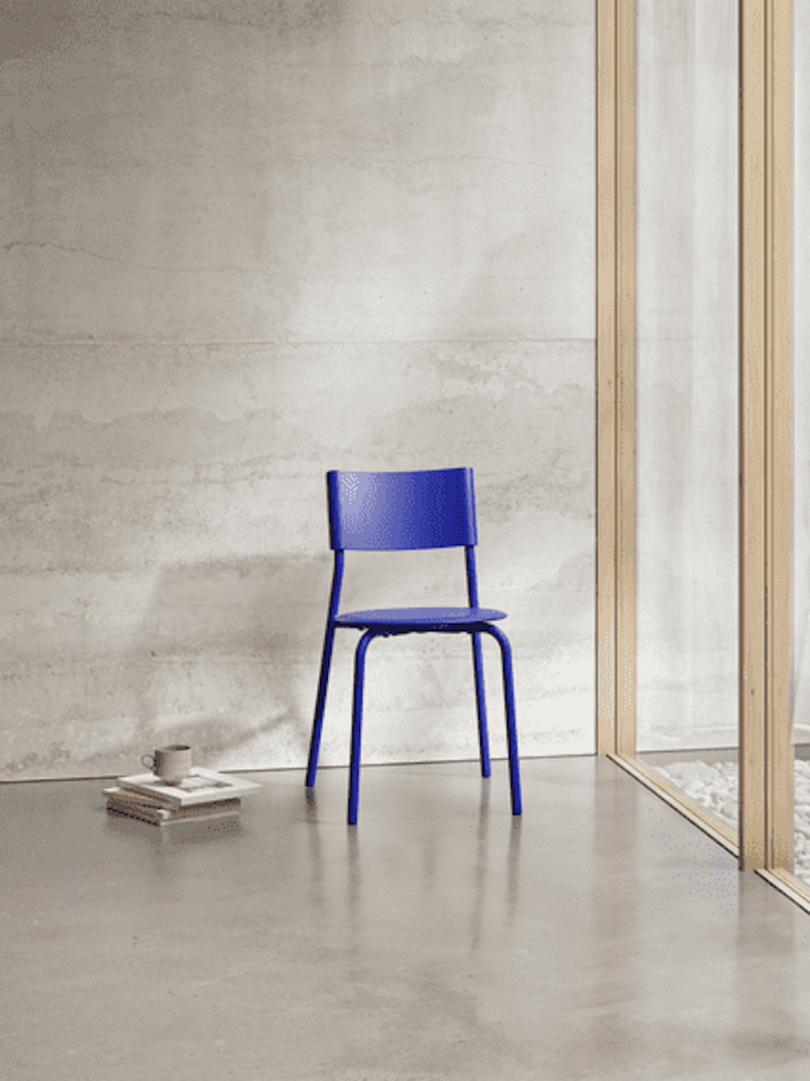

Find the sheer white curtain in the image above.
[{"left": 635, "top": 0, "right": 738, "bottom": 753}]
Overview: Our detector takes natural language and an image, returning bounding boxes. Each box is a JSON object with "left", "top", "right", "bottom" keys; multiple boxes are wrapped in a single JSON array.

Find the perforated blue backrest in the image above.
[{"left": 327, "top": 468, "right": 478, "bottom": 551}]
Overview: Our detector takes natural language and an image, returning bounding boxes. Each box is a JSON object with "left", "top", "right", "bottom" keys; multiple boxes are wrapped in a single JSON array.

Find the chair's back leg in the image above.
[
  {"left": 306, "top": 623, "right": 337, "bottom": 787},
  {"left": 470, "top": 632, "right": 492, "bottom": 778}
]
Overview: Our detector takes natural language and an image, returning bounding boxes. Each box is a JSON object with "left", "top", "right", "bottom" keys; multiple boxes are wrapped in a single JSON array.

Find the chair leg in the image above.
[
  {"left": 348, "top": 630, "right": 375, "bottom": 826},
  {"left": 482, "top": 624, "right": 522, "bottom": 816},
  {"left": 470, "top": 632, "right": 492, "bottom": 778},
  {"left": 305, "top": 623, "right": 337, "bottom": 788}
]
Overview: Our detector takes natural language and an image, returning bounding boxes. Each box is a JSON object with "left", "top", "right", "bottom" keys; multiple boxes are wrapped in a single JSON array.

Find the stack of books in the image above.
[{"left": 104, "top": 766, "right": 261, "bottom": 827}]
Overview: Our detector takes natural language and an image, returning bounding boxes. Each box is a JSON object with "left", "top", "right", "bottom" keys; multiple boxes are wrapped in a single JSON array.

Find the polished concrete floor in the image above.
[{"left": 3, "top": 756, "right": 810, "bottom": 1081}]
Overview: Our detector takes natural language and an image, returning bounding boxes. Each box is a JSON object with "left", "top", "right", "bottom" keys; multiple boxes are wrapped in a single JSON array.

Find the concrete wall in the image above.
[
  {"left": 635, "top": 0, "right": 738, "bottom": 752},
  {"left": 1, "top": 1, "right": 596, "bottom": 780}
]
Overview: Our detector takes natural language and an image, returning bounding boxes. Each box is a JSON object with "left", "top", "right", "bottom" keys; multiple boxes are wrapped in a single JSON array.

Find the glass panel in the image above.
[
  {"left": 794, "top": 0, "right": 810, "bottom": 886},
  {"left": 635, "top": 0, "right": 739, "bottom": 820}
]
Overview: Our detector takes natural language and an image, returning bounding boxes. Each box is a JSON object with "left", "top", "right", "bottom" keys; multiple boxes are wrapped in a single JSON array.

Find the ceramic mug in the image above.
[{"left": 141, "top": 744, "right": 192, "bottom": 784}]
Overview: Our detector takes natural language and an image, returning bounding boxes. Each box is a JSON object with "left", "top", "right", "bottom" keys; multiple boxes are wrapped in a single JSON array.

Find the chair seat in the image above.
[{"left": 334, "top": 606, "right": 507, "bottom": 630}]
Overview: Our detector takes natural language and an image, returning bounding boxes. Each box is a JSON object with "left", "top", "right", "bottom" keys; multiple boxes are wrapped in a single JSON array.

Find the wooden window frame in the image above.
[{"left": 596, "top": 0, "right": 801, "bottom": 905}]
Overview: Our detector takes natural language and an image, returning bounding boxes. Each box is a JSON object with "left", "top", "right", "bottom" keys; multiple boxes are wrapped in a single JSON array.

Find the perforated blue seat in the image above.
[{"left": 305, "top": 468, "right": 522, "bottom": 825}]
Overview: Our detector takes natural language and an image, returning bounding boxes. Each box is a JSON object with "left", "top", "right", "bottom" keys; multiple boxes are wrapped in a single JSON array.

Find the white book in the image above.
[
  {"left": 104, "top": 786, "right": 241, "bottom": 815},
  {"left": 106, "top": 802, "right": 241, "bottom": 828},
  {"left": 115, "top": 766, "right": 261, "bottom": 808}
]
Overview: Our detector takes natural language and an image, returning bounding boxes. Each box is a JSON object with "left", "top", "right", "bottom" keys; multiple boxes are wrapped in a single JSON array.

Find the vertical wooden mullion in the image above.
[
  {"left": 616, "top": 0, "right": 636, "bottom": 756},
  {"left": 597, "top": 0, "right": 635, "bottom": 758},
  {"left": 766, "top": 0, "right": 794, "bottom": 870},
  {"left": 739, "top": 0, "right": 768, "bottom": 871},
  {"left": 597, "top": 0, "right": 618, "bottom": 754}
]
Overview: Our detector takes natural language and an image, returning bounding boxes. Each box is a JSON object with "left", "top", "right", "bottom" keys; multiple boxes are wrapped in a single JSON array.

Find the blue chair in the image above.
[{"left": 305, "top": 468, "right": 522, "bottom": 825}]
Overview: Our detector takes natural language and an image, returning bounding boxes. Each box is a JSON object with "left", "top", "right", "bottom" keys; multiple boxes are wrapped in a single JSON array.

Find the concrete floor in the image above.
[{"left": 3, "top": 756, "right": 810, "bottom": 1081}]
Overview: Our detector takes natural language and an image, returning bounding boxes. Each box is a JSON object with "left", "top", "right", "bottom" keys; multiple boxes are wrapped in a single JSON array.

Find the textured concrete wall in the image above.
[
  {"left": 635, "top": 0, "right": 738, "bottom": 752},
  {"left": 1, "top": 1, "right": 595, "bottom": 779}
]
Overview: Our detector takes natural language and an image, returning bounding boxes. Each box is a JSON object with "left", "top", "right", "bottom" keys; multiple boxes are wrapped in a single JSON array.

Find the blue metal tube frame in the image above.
[
  {"left": 348, "top": 629, "right": 376, "bottom": 825},
  {"left": 305, "top": 551, "right": 345, "bottom": 788},
  {"left": 345, "top": 622, "right": 521, "bottom": 825},
  {"left": 465, "top": 545, "right": 492, "bottom": 778}
]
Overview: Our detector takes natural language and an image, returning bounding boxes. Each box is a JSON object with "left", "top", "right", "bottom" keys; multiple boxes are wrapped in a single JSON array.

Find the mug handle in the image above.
[{"left": 141, "top": 754, "right": 156, "bottom": 771}]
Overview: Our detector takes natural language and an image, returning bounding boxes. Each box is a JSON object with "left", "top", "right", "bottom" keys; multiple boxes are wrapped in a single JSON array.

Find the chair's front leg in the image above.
[
  {"left": 349, "top": 630, "right": 376, "bottom": 825},
  {"left": 481, "top": 624, "right": 522, "bottom": 816}
]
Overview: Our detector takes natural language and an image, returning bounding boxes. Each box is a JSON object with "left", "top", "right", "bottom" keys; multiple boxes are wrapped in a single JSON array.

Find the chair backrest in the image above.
[{"left": 326, "top": 468, "right": 478, "bottom": 551}]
